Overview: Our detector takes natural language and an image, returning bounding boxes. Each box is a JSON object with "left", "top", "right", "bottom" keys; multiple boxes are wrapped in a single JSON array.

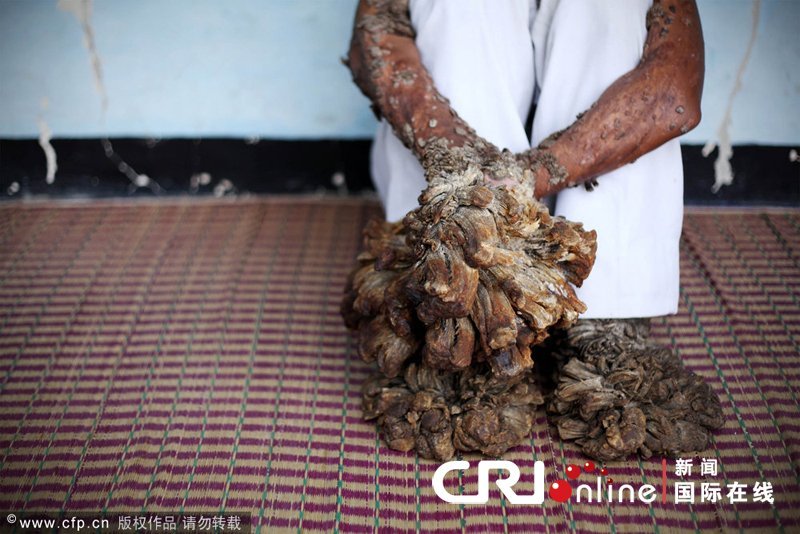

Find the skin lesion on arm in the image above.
[
  {"left": 344, "top": 0, "right": 508, "bottom": 179},
  {"left": 526, "top": 0, "right": 705, "bottom": 199}
]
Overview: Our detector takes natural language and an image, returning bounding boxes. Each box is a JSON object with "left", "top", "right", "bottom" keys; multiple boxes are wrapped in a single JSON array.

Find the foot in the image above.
[
  {"left": 543, "top": 319, "right": 724, "bottom": 461},
  {"left": 362, "top": 362, "right": 544, "bottom": 461}
]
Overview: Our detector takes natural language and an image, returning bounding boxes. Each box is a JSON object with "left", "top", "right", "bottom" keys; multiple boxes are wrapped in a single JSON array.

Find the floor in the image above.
[{"left": 0, "top": 198, "right": 798, "bottom": 533}]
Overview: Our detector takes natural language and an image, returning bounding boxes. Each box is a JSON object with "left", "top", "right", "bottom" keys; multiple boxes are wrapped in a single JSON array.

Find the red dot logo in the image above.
[
  {"left": 583, "top": 461, "right": 595, "bottom": 473},
  {"left": 549, "top": 480, "right": 573, "bottom": 502},
  {"left": 565, "top": 464, "right": 581, "bottom": 480}
]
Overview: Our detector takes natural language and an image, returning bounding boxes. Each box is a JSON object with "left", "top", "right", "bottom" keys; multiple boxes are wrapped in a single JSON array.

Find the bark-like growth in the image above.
[
  {"left": 342, "top": 162, "right": 597, "bottom": 382},
  {"left": 362, "top": 362, "right": 545, "bottom": 461},
  {"left": 544, "top": 319, "right": 725, "bottom": 461},
  {"left": 342, "top": 0, "right": 595, "bottom": 457},
  {"left": 341, "top": 159, "right": 596, "bottom": 460}
]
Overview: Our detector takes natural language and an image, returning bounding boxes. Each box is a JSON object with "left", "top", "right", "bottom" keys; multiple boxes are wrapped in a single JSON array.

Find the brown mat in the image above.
[{"left": 0, "top": 199, "right": 798, "bottom": 532}]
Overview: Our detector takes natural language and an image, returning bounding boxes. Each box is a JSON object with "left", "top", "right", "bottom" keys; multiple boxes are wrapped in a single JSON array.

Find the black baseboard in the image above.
[
  {"left": 682, "top": 144, "right": 798, "bottom": 206},
  {"left": 0, "top": 138, "right": 375, "bottom": 199},
  {"left": 0, "top": 138, "right": 796, "bottom": 205}
]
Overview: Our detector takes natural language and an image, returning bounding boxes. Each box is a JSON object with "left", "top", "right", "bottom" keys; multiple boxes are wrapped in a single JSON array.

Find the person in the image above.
[{"left": 346, "top": 0, "right": 723, "bottom": 460}]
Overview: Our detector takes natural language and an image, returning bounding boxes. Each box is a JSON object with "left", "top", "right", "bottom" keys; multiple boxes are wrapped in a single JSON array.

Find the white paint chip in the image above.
[
  {"left": 190, "top": 172, "right": 212, "bottom": 191},
  {"left": 213, "top": 179, "right": 234, "bottom": 197},
  {"left": 58, "top": 0, "right": 167, "bottom": 195},
  {"left": 58, "top": 0, "right": 108, "bottom": 112},
  {"left": 702, "top": 0, "right": 761, "bottom": 193},
  {"left": 37, "top": 118, "right": 57, "bottom": 184},
  {"left": 100, "top": 138, "right": 162, "bottom": 192}
]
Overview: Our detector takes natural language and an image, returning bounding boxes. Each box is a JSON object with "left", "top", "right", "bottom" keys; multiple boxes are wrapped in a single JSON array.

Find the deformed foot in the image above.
[
  {"left": 544, "top": 319, "right": 724, "bottom": 461},
  {"left": 362, "top": 362, "right": 544, "bottom": 461}
]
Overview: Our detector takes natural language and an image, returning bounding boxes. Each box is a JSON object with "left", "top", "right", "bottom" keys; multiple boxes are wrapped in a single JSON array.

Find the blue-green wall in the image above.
[{"left": 0, "top": 0, "right": 797, "bottom": 145}]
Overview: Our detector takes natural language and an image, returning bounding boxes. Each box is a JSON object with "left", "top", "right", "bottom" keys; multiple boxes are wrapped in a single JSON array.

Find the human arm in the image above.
[
  {"left": 523, "top": 0, "right": 705, "bottom": 198},
  {"left": 345, "top": 0, "right": 505, "bottom": 178}
]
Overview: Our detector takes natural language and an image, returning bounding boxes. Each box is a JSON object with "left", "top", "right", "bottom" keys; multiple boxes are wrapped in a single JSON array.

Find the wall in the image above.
[
  {"left": 0, "top": 0, "right": 370, "bottom": 139},
  {"left": 0, "top": 0, "right": 798, "bottom": 146}
]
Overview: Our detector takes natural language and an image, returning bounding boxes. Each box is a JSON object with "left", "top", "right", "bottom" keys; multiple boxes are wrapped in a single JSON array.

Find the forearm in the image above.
[
  {"left": 527, "top": 0, "right": 704, "bottom": 198},
  {"left": 345, "top": 0, "right": 498, "bottom": 173}
]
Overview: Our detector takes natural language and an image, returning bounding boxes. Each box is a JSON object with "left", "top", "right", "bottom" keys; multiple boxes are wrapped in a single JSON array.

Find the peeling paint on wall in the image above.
[
  {"left": 190, "top": 172, "right": 212, "bottom": 192},
  {"left": 37, "top": 119, "right": 57, "bottom": 183},
  {"left": 701, "top": 0, "right": 761, "bottom": 193},
  {"left": 100, "top": 139, "right": 161, "bottom": 193},
  {"left": 57, "top": 0, "right": 168, "bottom": 193},
  {"left": 212, "top": 179, "right": 234, "bottom": 197},
  {"left": 57, "top": 0, "right": 108, "bottom": 112},
  {"left": 37, "top": 98, "right": 57, "bottom": 183}
]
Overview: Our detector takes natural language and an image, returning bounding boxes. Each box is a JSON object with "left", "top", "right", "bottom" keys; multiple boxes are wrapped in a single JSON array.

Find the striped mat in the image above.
[{"left": 0, "top": 199, "right": 798, "bottom": 533}]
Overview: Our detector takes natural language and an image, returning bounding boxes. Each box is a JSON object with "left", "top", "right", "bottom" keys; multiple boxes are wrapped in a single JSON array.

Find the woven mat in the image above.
[{"left": 0, "top": 199, "right": 798, "bottom": 533}]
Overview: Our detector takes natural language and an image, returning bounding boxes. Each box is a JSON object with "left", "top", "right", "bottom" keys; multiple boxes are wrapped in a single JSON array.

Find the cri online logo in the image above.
[{"left": 433, "top": 460, "right": 661, "bottom": 505}]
